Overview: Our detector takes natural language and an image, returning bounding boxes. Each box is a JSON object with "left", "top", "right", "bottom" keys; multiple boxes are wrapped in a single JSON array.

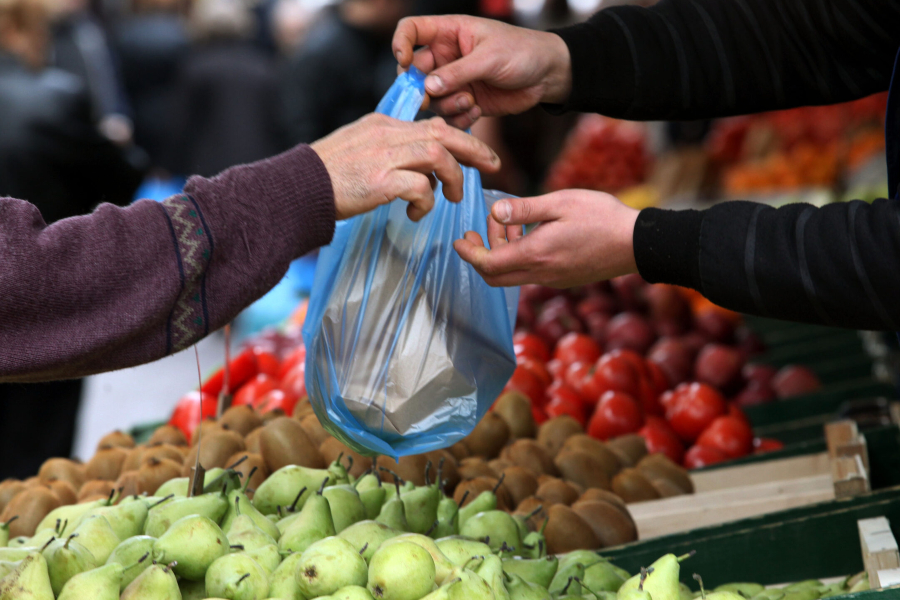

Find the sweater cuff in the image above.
[{"left": 633, "top": 207, "right": 703, "bottom": 290}]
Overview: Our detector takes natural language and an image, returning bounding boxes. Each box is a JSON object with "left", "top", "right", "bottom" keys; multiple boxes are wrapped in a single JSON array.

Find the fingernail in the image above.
[
  {"left": 425, "top": 75, "right": 444, "bottom": 94},
  {"left": 491, "top": 151, "right": 501, "bottom": 165},
  {"left": 456, "top": 96, "right": 471, "bottom": 111},
  {"left": 495, "top": 200, "right": 512, "bottom": 223},
  {"left": 396, "top": 50, "right": 403, "bottom": 63},
  {"left": 469, "top": 106, "right": 482, "bottom": 121}
]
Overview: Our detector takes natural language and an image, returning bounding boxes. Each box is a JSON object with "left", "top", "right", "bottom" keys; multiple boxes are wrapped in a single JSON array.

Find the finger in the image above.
[
  {"left": 486, "top": 213, "right": 509, "bottom": 249},
  {"left": 424, "top": 116, "right": 498, "bottom": 175},
  {"left": 421, "top": 94, "right": 431, "bottom": 111},
  {"left": 445, "top": 108, "right": 482, "bottom": 130},
  {"left": 382, "top": 170, "right": 435, "bottom": 221},
  {"left": 393, "top": 16, "right": 444, "bottom": 67},
  {"left": 424, "top": 50, "right": 496, "bottom": 98},
  {"left": 454, "top": 232, "right": 535, "bottom": 277},
  {"left": 506, "top": 223, "right": 525, "bottom": 242},
  {"left": 429, "top": 92, "right": 476, "bottom": 117},
  {"left": 392, "top": 138, "right": 464, "bottom": 202},
  {"left": 411, "top": 47, "right": 436, "bottom": 74},
  {"left": 491, "top": 195, "right": 558, "bottom": 226}
]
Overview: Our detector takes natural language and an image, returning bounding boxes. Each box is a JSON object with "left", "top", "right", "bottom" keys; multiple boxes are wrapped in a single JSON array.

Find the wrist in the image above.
[
  {"left": 540, "top": 33, "right": 573, "bottom": 105},
  {"left": 615, "top": 206, "right": 639, "bottom": 277}
]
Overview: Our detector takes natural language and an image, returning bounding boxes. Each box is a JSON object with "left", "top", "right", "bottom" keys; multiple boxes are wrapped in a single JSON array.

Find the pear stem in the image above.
[
  {"left": 527, "top": 504, "right": 544, "bottom": 519},
  {"left": 231, "top": 544, "right": 245, "bottom": 551},
  {"left": 239, "top": 466, "right": 258, "bottom": 494},
  {"left": 538, "top": 540, "right": 545, "bottom": 557},
  {"left": 150, "top": 494, "right": 175, "bottom": 509},
  {"left": 678, "top": 551, "right": 697, "bottom": 563},
  {"left": 40, "top": 536, "right": 56, "bottom": 552},
  {"left": 359, "top": 543, "right": 369, "bottom": 556},
  {"left": 424, "top": 460, "right": 433, "bottom": 486},
  {"left": 499, "top": 541, "right": 515, "bottom": 555},
  {"left": 235, "top": 496, "right": 242, "bottom": 517},
  {"left": 2, "top": 516, "right": 17, "bottom": 528},
  {"left": 346, "top": 456, "right": 354, "bottom": 471},
  {"left": 138, "top": 552, "right": 150, "bottom": 564},
  {"left": 378, "top": 467, "right": 405, "bottom": 486},
  {"left": 576, "top": 576, "right": 603, "bottom": 599},
  {"left": 425, "top": 520, "right": 439, "bottom": 536},
  {"left": 437, "top": 457, "right": 445, "bottom": 493},
  {"left": 318, "top": 478, "right": 328, "bottom": 495},
  {"left": 106, "top": 488, "right": 116, "bottom": 506},
  {"left": 638, "top": 567, "right": 652, "bottom": 592},
  {"left": 693, "top": 573, "right": 706, "bottom": 600},
  {"left": 55, "top": 519, "right": 61, "bottom": 534},
  {"left": 462, "top": 556, "right": 483, "bottom": 570},
  {"left": 561, "top": 576, "right": 575, "bottom": 595},
  {"left": 457, "top": 490, "right": 470, "bottom": 509},
  {"left": 236, "top": 573, "right": 251, "bottom": 586},
  {"left": 393, "top": 478, "right": 401, "bottom": 497},
  {"left": 226, "top": 455, "right": 249, "bottom": 471},
  {"left": 289, "top": 487, "right": 308, "bottom": 512},
  {"left": 492, "top": 473, "right": 506, "bottom": 495},
  {"left": 64, "top": 533, "right": 78, "bottom": 549}
]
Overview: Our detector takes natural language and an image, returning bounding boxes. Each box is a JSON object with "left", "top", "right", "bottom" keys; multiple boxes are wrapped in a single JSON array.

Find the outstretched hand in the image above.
[{"left": 454, "top": 190, "right": 640, "bottom": 288}]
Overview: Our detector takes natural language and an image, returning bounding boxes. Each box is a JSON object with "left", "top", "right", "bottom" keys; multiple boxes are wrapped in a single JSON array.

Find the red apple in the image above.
[
  {"left": 583, "top": 312, "right": 610, "bottom": 348},
  {"left": 742, "top": 363, "right": 778, "bottom": 387},
  {"left": 732, "top": 380, "right": 776, "bottom": 407},
  {"left": 647, "top": 337, "right": 694, "bottom": 387},
  {"left": 576, "top": 294, "right": 618, "bottom": 321},
  {"left": 693, "top": 310, "right": 736, "bottom": 343},
  {"left": 610, "top": 274, "right": 647, "bottom": 312},
  {"left": 694, "top": 343, "right": 745, "bottom": 391},
  {"left": 645, "top": 284, "right": 690, "bottom": 325},
  {"left": 736, "top": 327, "right": 766, "bottom": 357},
  {"left": 772, "top": 365, "right": 821, "bottom": 398},
  {"left": 604, "top": 312, "right": 656, "bottom": 354}
]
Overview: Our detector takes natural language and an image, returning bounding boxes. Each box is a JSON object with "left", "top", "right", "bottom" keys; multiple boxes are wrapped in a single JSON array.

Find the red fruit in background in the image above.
[
  {"left": 639, "top": 418, "right": 685, "bottom": 464},
  {"left": 736, "top": 327, "right": 766, "bottom": 357},
  {"left": 253, "top": 348, "right": 280, "bottom": 378},
  {"left": 694, "top": 343, "right": 745, "bottom": 390},
  {"left": 693, "top": 310, "right": 736, "bottom": 344},
  {"left": 233, "top": 374, "right": 279, "bottom": 407},
  {"left": 278, "top": 345, "right": 307, "bottom": 380},
  {"left": 645, "top": 285, "right": 691, "bottom": 326},
  {"left": 666, "top": 383, "right": 726, "bottom": 443},
  {"left": 679, "top": 331, "right": 709, "bottom": 357},
  {"left": 519, "top": 357, "right": 553, "bottom": 388},
  {"left": 514, "top": 332, "right": 551, "bottom": 363},
  {"left": 647, "top": 337, "right": 694, "bottom": 386},
  {"left": 535, "top": 312, "right": 583, "bottom": 348},
  {"left": 654, "top": 319, "right": 688, "bottom": 337},
  {"left": 546, "top": 381, "right": 587, "bottom": 409},
  {"left": 546, "top": 359, "right": 566, "bottom": 380},
  {"left": 733, "top": 380, "right": 776, "bottom": 407},
  {"left": 742, "top": 363, "right": 778, "bottom": 387},
  {"left": 281, "top": 363, "right": 307, "bottom": 399},
  {"left": 504, "top": 364, "right": 547, "bottom": 406},
  {"left": 608, "top": 348, "right": 650, "bottom": 379},
  {"left": 772, "top": 365, "right": 821, "bottom": 398},
  {"left": 696, "top": 416, "right": 753, "bottom": 459},
  {"left": 255, "top": 389, "right": 299, "bottom": 415},
  {"left": 554, "top": 333, "right": 602, "bottom": 367},
  {"left": 610, "top": 274, "right": 647, "bottom": 311},
  {"left": 753, "top": 437, "right": 785, "bottom": 454},
  {"left": 546, "top": 394, "right": 587, "bottom": 426},
  {"left": 605, "top": 312, "right": 656, "bottom": 354},
  {"left": 576, "top": 294, "right": 618, "bottom": 321},
  {"left": 200, "top": 347, "right": 258, "bottom": 397},
  {"left": 638, "top": 378, "right": 663, "bottom": 416},
  {"left": 684, "top": 445, "right": 728, "bottom": 469},
  {"left": 516, "top": 299, "right": 537, "bottom": 330},
  {"left": 565, "top": 362, "right": 605, "bottom": 403},
  {"left": 728, "top": 403, "right": 751, "bottom": 427},
  {"left": 583, "top": 312, "right": 610, "bottom": 348},
  {"left": 169, "top": 390, "right": 218, "bottom": 439},
  {"left": 532, "top": 404, "right": 549, "bottom": 425},
  {"left": 520, "top": 284, "right": 557, "bottom": 305},
  {"left": 587, "top": 391, "right": 644, "bottom": 441},
  {"left": 592, "top": 353, "right": 641, "bottom": 398},
  {"left": 646, "top": 360, "right": 671, "bottom": 394}
]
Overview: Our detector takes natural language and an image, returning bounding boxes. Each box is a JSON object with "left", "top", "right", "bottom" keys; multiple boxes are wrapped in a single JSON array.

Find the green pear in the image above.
[
  {"left": 332, "top": 585, "right": 376, "bottom": 600},
  {"left": 551, "top": 564, "right": 585, "bottom": 597},
  {"left": 179, "top": 577, "right": 208, "bottom": 600},
  {"left": 360, "top": 487, "right": 387, "bottom": 520},
  {"left": 228, "top": 503, "right": 278, "bottom": 553},
  {"left": 446, "top": 565, "right": 494, "bottom": 600},
  {"left": 706, "top": 593, "right": 749, "bottom": 600},
  {"left": 324, "top": 486, "right": 367, "bottom": 533},
  {"left": 382, "top": 479, "right": 414, "bottom": 501},
  {"left": 296, "top": 536, "right": 368, "bottom": 598},
  {"left": 459, "top": 511, "right": 520, "bottom": 556},
  {"left": 416, "top": 581, "right": 454, "bottom": 600},
  {"left": 327, "top": 457, "right": 351, "bottom": 485},
  {"left": 254, "top": 465, "right": 336, "bottom": 515},
  {"left": 781, "top": 590, "right": 820, "bottom": 600},
  {"left": 584, "top": 561, "right": 627, "bottom": 593},
  {"left": 268, "top": 551, "right": 305, "bottom": 600},
  {"left": 0, "top": 551, "right": 54, "bottom": 600},
  {"left": 56, "top": 562, "right": 123, "bottom": 600},
  {"left": 677, "top": 583, "right": 693, "bottom": 600},
  {"left": 504, "top": 573, "right": 552, "bottom": 600},
  {"left": 245, "top": 543, "right": 281, "bottom": 574},
  {"left": 355, "top": 473, "right": 382, "bottom": 493},
  {"left": 106, "top": 535, "right": 156, "bottom": 590},
  {"left": 277, "top": 510, "right": 303, "bottom": 535},
  {"left": 338, "top": 520, "right": 401, "bottom": 563},
  {"left": 77, "top": 498, "right": 149, "bottom": 540},
  {"left": 502, "top": 556, "right": 558, "bottom": 588},
  {"left": 435, "top": 536, "right": 492, "bottom": 567},
  {"left": 144, "top": 492, "right": 229, "bottom": 537},
  {"left": 120, "top": 560, "right": 180, "bottom": 600},
  {"left": 715, "top": 584, "right": 764, "bottom": 597},
  {"left": 153, "top": 514, "right": 229, "bottom": 580},
  {"left": 70, "top": 515, "right": 120, "bottom": 563},
  {"left": 206, "top": 553, "right": 270, "bottom": 600},
  {"left": 367, "top": 541, "right": 435, "bottom": 600},
  {"left": 432, "top": 496, "right": 458, "bottom": 539},
  {"left": 35, "top": 499, "right": 107, "bottom": 538},
  {"left": 619, "top": 588, "right": 651, "bottom": 600},
  {"left": 155, "top": 477, "right": 190, "bottom": 498},
  {"left": 42, "top": 533, "right": 101, "bottom": 595},
  {"left": 519, "top": 516, "right": 549, "bottom": 560},
  {"left": 619, "top": 554, "right": 688, "bottom": 600},
  {"left": 223, "top": 490, "right": 282, "bottom": 541},
  {"left": 558, "top": 551, "right": 604, "bottom": 573},
  {"left": 399, "top": 486, "right": 440, "bottom": 535},
  {"left": 849, "top": 576, "right": 869, "bottom": 594},
  {"left": 0, "top": 518, "right": 13, "bottom": 547},
  {"left": 457, "top": 491, "right": 496, "bottom": 529},
  {"left": 7, "top": 536, "right": 30, "bottom": 547},
  {"left": 476, "top": 554, "right": 510, "bottom": 600},
  {"left": 26, "top": 529, "right": 58, "bottom": 551},
  {"left": 0, "top": 561, "right": 19, "bottom": 580},
  {"left": 375, "top": 495, "right": 409, "bottom": 532},
  {"left": 279, "top": 483, "right": 336, "bottom": 554},
  {"left": 0, "top": 546, "right": 35, "bottom": 561},
  {"left": 378, "top": 533, "right": 454, "bottom": 584}
]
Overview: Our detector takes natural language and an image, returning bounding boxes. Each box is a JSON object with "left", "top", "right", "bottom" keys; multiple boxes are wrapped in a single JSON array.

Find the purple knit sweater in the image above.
[{"left": 0, "top": 144, "right": 335, "bottom": 383}]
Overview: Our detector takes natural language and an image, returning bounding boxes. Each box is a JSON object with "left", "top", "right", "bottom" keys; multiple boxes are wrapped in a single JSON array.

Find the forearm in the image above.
[
  {"left": 634, "top": 198, "right": 900, "bottom": 331},
  {"left": 553, "top": 0, "right": 899, "bottom": 120},
  {"left": 0, "top": 144, "right": 335, "bottom": 382}
]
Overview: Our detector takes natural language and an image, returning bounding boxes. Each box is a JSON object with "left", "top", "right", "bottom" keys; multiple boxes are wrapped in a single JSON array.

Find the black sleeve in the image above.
[
  {"left": 634, "top": 199, "right": 900, "bottom": 331},
  {"left": 553, "top": 0, "right": 900, "bottom": 120}
]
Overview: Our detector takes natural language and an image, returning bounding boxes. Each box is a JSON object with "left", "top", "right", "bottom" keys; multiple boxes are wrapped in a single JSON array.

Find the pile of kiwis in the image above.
[{"left": 0, "top": 391, "right": 690, "bottom": 555}]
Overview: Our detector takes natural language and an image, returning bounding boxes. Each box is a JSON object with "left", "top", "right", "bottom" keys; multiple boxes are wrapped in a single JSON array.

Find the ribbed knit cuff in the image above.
[{"left": 633, "top": 207, "right": 703, "bottom": 290}]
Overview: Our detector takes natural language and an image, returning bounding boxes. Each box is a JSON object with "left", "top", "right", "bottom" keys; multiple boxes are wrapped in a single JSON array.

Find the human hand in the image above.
[
  {"left": 454, "top": 190, "right": 639, "bottom": 287},
  {"left": 392, "top": 15, "right": 572, "bottom": 128},
  {"left": 311, "top": 113, "right": 500, "bottom": 221}
]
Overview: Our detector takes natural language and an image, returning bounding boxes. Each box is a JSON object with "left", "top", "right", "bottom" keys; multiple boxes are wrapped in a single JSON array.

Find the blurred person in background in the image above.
[
  {"left": 279, "top": 0, "right": 413, "bottom": 145},
  {"left": 0, "top": 0, "right": 143, "bottom": 478},
  {"left": 114, "top": 0, "right": 189, "bottom": 170},
  {"left": 270, "top": 0, "right": 317, "bottom": 56},
  {"left": 164, "top": 0, "right": 284, "bottom": 178}
]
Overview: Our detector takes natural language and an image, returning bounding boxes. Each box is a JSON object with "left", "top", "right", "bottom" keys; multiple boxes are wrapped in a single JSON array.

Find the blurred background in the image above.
[{"left": 0, "top": 0, "right": 889, "bottom": 475}]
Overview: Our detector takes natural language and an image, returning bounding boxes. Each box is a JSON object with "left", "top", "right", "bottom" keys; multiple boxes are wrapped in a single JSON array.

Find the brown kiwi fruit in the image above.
[
  {"left": 462, "top": 412, "right": 510, "bottom": 459},
  {"left": 606, "top": 434, "right": 648, "bottom": 467},
  {"left": 140, "top": 458, "right": 184, "bottom": 495},
  {"left": 448, "top": 442, "right": 471, "bottom": 461},
  {"left": 38, "top": 458, "right": 86, "bottom": 492},
  {"left": 46, "top": 479, "right": 77, "bottom": 506},
  {"left": 1, "top": 486, "right": 61, "bottom": 537},
  {"left": 220, "top": 405, "right": 264, "bottom": 437},
  {"left": 121, "top": 446, "right": 146, "bottom": 473},
  {"left": 85, "top": 448, "right": 129, "bottom": 481},
  {"left": 492, "top": 391, "right": 537, "bottom": 439},
  {"left": 261, "top": 408, "right": 287, "bottom": 424},
  {"left": 225, "top": 452, "right": 269, "bottom": 494},
  {"left": 319, "top": 438, "right": 372, "bottom": 478},
  {"left": 114, "top": 470, "right": 142, "bottom": 498},
  {"left": 96, "top": 430, "right": 136, "bottom": 452},
  {"left": 570, "top": 499, "right": 638, "bottom": 547},
  {"left": 292, "top": 398, "right": 314, "bottom": 420},
  {"left": 500, "top": 439, "right": 558, "bottom": 476},
  {"left": 500, "top": 466, "right": 538, "bottom": 507},
  {"left": 611, "top": 468, "right": 660, "bottom": 503},
  {"left": 258, "top": 417, "right": 324, "bottom": 472},
  {"left": 513, "top": 496, "right": 548, "bottom": 530},
  {"left": 560, "top": 435, "right": 622, "bottom": 477},
  {"left": 380, "top": 455, "right": 430, "bottom": 487},
  {"left": 553, "top": 449, "right": 612, "bottom": 491},
  {"left": 578, "top": 488, "right": 630, "bottom": 516},
  {"left": 148, "top": 424, "right": 189, "bottom": 447},
  {"left": 488, "top": 459, "right": 513, "bottom": 474},
  {"left": 458, "top": 458, "right": 498, "bottom": 480},
  {"left": 244, "top": 427, "right": 263, "bottom": 454},
  {"left": 535, "top": 478, "right": 580, "bottom": 506},
  {"left": 0, "top": 480, "right": 26, "bottom": 514},
  {"left": 141, "top": 444, "right": 185, "bottom": 467},
  {"left": 568, "top": 481, "right": 585, "bottom": 495},
  {"left": 78, "top": 480, "right": 116, "bottom": 503},
  {"left": 181, "top": 430, "right": 247, "bottom": 476},
  {"left": 300, "top": 414, "right": 331, "bottom": 448},
  {"left": 636, "top": 454, "right": 694, "bottom": 493},
  {"left": 423, "top": 449, "right": 461, "bottom": 495},
  {"left": 192, "top": 418, "right": 223, "bottom": 445},
  {"left": 537, "top": 416, "right": 584, "bottom": 456},
  {"left": 544, "top": 504, "right": 600, "bottom": 554},
  {"left": 648, "top": 478, "right": 684, "bottom": 498}
]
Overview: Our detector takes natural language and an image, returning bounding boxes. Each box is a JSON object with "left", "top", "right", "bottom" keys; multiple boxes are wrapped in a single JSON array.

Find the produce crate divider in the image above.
[{"left": 858, "top": 517, "right": 900, "bottom": 589}]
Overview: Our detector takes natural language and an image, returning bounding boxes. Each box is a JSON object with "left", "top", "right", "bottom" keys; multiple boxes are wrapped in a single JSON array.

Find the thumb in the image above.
[
  {"left": 425, "top": 51, "right": 494, "bottom": 97},
  {"left": 492, "top": 196, "right": 558, "bottom": 226}
]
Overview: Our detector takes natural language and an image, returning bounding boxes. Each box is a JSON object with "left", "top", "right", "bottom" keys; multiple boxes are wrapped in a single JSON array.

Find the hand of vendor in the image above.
[
  {"left": 454, "top": 190, "right": 639, "bottom": 288},
  {"left": 392, "top": 15, "right": 572, "bottom": 128},
  {"left": 312, "top": 113, "right": 500, "bottom": 221}
]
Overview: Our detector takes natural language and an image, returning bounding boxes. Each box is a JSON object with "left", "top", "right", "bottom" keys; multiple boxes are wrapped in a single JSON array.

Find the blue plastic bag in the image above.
[{"left": 302, "top": 67, "right": 518, "bottom": 458}]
